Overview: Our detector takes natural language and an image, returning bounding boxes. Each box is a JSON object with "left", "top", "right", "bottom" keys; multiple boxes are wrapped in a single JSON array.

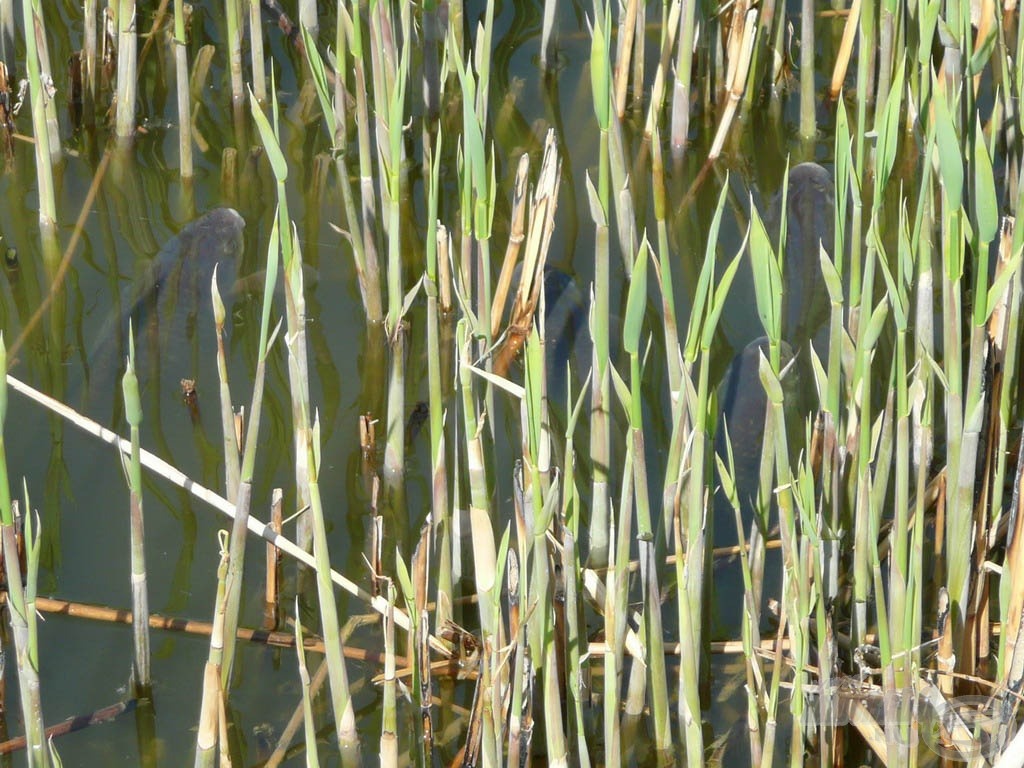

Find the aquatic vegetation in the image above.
[{"left": 0, "top": 1, "right": 1022, "bottom": 766}]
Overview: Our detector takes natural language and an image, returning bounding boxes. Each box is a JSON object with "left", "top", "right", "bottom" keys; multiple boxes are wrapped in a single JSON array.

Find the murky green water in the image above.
[{"left": 0, "top": 1, "right": 848, "bottom": 764}]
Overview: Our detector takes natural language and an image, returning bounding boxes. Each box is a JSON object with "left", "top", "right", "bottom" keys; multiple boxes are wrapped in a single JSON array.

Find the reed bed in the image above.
[{"left": 3, "top": 0, "right": 1024, "bottom": 766}]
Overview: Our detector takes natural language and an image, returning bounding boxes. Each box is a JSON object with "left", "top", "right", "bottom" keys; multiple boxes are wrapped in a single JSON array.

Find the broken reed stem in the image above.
[{"left": 194, "top": 544, "right": 228, "bottom": 766}]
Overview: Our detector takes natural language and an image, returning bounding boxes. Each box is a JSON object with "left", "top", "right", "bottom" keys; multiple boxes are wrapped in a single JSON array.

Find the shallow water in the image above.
[{"left": 0, "top": 2, "right": 847, "bottom": 765}]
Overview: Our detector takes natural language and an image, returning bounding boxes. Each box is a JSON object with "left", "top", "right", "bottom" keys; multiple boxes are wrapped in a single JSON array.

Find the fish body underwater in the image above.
[
  {"left": 83, "top": 207, "right": 245, "bottom": 422},
  {"left": 715, "top": 163, "right": 833, "bottom": 531}
]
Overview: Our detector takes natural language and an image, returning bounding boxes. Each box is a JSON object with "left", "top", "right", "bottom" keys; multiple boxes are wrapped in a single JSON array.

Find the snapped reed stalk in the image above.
[
  {"left": 121, "top": 329, "right": 151, "bottom": 689},
  {"left": 114, "top": 0, "right": 137, "bottom": 139},
  {"left": 194, "top": 543, "right": 229, "bottom": 768},
  {"left": 265, "top": 489, "right": 283, "bottom": 614},
  {"left": 708, "top": 8, "right": 757, "bottom": 161}
]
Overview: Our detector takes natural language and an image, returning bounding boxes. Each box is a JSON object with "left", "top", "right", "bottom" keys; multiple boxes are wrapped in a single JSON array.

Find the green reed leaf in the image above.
[
  {"left": 684, "top": 181, "right": 729, "bottom": 360},
  {"left": 249, "top": 88, "right": 287, "bottom": 182},
  {"left": 623, "top": 240, "right": 648, "bottom": 356},
  {"left": 749, "top": 202, "right": 782, "bottom": 341},
  {"left": 932, "top": 75, "right": 963, "bottom": 208},
  {"left": 971, "top": 114, "right": 998, "bottom": 246},
  {"left": 874, "top": 57, "right": 904, "bottom": 199}
]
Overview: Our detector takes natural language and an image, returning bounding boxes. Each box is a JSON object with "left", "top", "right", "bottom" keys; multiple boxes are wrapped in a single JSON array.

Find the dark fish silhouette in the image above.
[
  {"left": 715, "top": 336, "right": 810, "bottom": 516},
  {"left": 766, "top": 162, "right": 834, "bottom": 345},
  {"left": 84, "top": 208, "right": 245, "bottom": 416},
  {"left": 502, "top": 264, "right": 591, "bottom": 403},
  {"left": 716, "top": 165, "right": 834, "bottom": 523}
]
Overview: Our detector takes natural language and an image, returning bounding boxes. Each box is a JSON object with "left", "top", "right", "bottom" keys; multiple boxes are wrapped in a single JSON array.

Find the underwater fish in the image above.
[
  {"left": 715, "top": 336, "right": 811, "bottom": 519},
  {"left": 84, "top": 207, "right": 245, "bottom": 416},
  {"left": 766, "top": 162, "right": 834, "bottom": 346}
]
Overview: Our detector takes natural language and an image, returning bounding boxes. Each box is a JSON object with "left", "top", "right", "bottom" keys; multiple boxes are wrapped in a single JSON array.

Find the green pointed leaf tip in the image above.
[
  {"left": 212, "top": 265, "right": 225, "bottom": 326},
  {"left": 748, "top": 203, "right": 781, "bottom": 338},
  {"left": 312, "top": 410, "right": 321, "bottom": 477},
  {"left": 819, "top": 244, "right": 844, "bottom": 304},
  {"left": 703, "top": 246, "right": 746, "bottom": 352},
  {"left": 623, "top": 242, "right": 648, "bottom": 355},
  {"left": 871, "top": 220, "right": 907, "bottom": 330},
  {"left": 874, "top": 58, "right": 905, "bottom": 197},
  {"left": 968, "top": 20, "right": 997, "bottom": 76},
  {"left": 685, "top": 181, "right": 730, "bottom": 359},
  {"left": 987, "top": 249, "right": 1022, "bottom": 318},
  {"left": 864, "top": 298, "right": 891, "bottom": 351},
  {"left": 758, "top": 352, "right": 785, "bottom": 405},
  {"left": 932, "top": 78, "right": 963, "bottom": 208},
  {"left": 249, "top": 89, "right": 288, "bottom": 182},
  {"left": 301, "top": 24, "right": 336, "bottom": 141},
  {"left": 972, "top": 115, "right": 998, "bottom": 245},
  {"left": 394, "top": 551, "right": 414, "bottom": 611}
]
